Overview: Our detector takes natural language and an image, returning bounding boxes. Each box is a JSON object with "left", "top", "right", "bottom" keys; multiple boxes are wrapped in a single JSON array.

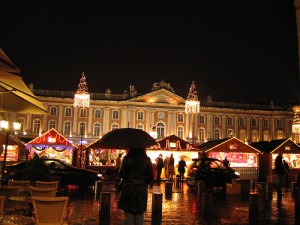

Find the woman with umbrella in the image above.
[{"left": 118, "top": 147, "right": 154, "bottom": 225}]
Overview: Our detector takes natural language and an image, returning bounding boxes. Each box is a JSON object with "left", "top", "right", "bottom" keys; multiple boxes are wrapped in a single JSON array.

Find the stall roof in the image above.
[
  {"left": 250, "top": 138, "right": 300, "bottom": 154},
  {"left": 25, "top": 128, "right": 75, "bottom": 148},
  {"left": 194, "top": 137, "right": 262, "bottom": 154},
  {"left": 0, "top": 131, "right": 26, "bottom": 154},
  {"left": 153, "top": 134, "right": 198, "bottom": 151}
]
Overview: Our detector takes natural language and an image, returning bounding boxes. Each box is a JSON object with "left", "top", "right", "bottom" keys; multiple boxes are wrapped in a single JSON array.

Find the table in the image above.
[
  {"left": 9, "top": 196, "right": 32, "bottom": 203},
  {"left": 0, "top": 215, "right": 35, "bottom": 225}
]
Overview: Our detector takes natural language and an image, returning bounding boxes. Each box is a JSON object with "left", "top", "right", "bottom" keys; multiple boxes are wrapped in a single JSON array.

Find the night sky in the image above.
[{"left": 2, "top": 1, "right": 300, "bottom": 105}]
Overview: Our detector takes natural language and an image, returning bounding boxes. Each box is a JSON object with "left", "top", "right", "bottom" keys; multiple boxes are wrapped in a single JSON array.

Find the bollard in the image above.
[
  {"left": 95, "top": 181, "right": 102, "bottom": 194},
  {"left": 296, "top": 187, "right": 300, "bottom": 224},
  {"left": 165, "top": 182, "right": 172, "bottom": 198},
  {"left": 174, "top": 177, "right": 180, "bottom": 188},
  {"left": 240, "top": 179, "right": 251, "bottom": 197},
  {"left": 249, "top": 192, "right": 259, "bottom": 224},
  {"left": 152, "top": 192, "right": 163, "bottom": 223},
  {"left": 99, "top": 192, "right": 111, "bottom": 225}
]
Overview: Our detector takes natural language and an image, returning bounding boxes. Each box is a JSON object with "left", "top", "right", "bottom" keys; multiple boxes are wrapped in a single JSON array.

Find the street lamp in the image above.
[
  {"left": 74, "top": 72, "right": 90, "bottom": 168},
  {"left": 185, "top": 81, "right": 200, "bottom": 144},
  {"left": 0, "top": 120, "right": 21, "bottom": 185}
]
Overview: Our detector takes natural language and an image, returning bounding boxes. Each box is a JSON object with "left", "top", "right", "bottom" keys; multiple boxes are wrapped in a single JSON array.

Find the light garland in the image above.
[
  {"left": 73, "top": 72, "right": 90, "bottom": 108},
  {"left": 185, "top": 81, "right": 200, "bottom": 114}
]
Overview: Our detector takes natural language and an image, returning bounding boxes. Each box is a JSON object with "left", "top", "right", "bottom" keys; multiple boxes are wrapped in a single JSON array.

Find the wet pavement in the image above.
[{"left": 65, "top": 181, "right": 297, "bottom": 225}]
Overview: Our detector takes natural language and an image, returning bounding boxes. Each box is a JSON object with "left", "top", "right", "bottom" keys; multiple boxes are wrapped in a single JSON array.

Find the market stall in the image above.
[
  {"left": 147, "top": 134, "right": 201, "bottom": 179},
  {"left": 250, "top": 138, "right": 300, "bottom": 184},
  {"left": 0, "top": 131, "right": 26, "bottom": 166},
  {"left": 195, "top": 137, "right": 262, "bottom": 180},
  {"left": 26, "top": 128, "right": 76, "bottom": 165}
]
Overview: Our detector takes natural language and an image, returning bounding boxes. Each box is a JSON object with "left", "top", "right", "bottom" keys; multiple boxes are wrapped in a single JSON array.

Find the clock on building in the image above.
[{"left": 158, "top": 112, "right": 165, "bottom": 119}]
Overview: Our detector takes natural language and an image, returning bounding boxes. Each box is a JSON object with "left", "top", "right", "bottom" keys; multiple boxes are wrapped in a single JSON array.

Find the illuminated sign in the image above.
[
  {"left": 229, "top": 143, "right": 237, "bottom": 149},
  {"left": 170, "top": 142, "right": 176, "bottom": 148},
  {"left": 285, "top": 146, "right": 290, "bottom": 150},
  {"left": 48, "top": 137, "right": 56, "bottom": 143}
]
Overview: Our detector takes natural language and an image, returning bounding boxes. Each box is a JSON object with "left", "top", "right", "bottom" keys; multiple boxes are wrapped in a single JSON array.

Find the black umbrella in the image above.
[{"left": 88, "top": 128, "right": 157, "bottom": 149}]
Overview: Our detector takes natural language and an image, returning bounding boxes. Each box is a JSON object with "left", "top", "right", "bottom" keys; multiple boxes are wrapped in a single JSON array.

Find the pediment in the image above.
[{"left": 129, "top": 89, "right": 186, "bottom": 105}]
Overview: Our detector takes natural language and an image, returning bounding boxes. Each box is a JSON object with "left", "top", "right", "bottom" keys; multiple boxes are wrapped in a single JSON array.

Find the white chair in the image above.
[
  {"left": 32, "top": 196, "right": 69, "bottom": 225},
  {"left": 0, "top": 186, "right": 28, "bottom": 215}
]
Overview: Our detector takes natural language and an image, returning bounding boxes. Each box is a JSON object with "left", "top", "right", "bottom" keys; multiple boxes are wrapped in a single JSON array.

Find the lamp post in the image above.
[
  {"left": 185, "top": 81, "right": 200, "bottom": 144},
  {"left": 74, "top": 72, "right": 90, "bottom": 168},
  {"left": 0, "top": 120, "right": 21, "bottom": 185}
]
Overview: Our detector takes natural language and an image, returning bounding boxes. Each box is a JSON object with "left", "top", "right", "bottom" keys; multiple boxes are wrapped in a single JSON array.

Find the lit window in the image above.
[
  {"left": 63, "top": 121, "right": 71, "bottom": 136},
  {"left": 50, "top": 106, "right": 57, "bottom": 116},
  {"left": 178, "top": 114, "right": 184, "bottom": 122},
  {"left": 48, "top": 120, "right": 56, "bottom": 130},
  {"left": 137, "top": 111, "right": 144, "bottom": 120},
  {"left": 65, "top": 107, "right": 72, "bottom": 117},
  {"left": 93, "top": 123, "right": 101, "bottom": 136},
  {"left": 177, "top": 126, "right": 184, "bottom": 138},
  {"left": 227, "top": 117, "right": 233, "bottom": 126},
  {"left": 199, "top": 115, "right": 205, "bottom": 124},
  {"left": 112, "top": 110, "right": 119, "bottom": 119},
  {"left": 95, "top": 109, "right": 101, "bottom": 119},
  {"left": 33, "top": 120, "right": 41, "bottom": 134}
]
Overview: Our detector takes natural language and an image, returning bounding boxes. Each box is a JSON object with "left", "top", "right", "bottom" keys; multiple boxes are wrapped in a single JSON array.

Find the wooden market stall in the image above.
[
  {"left": 147, "top": 134, "right": 201, "bottom": 179},
  {"left": 250, "top": 138, "right": 300, "bottom": 185},
  {"left": 195, "top": 137, "right": 262, "bottom": 180},
  {"left": 0, "top": 131, "right": 27, "bottom": 168},
  {"left": 26, "top": 128, "right": 76, "bottom": 165}
]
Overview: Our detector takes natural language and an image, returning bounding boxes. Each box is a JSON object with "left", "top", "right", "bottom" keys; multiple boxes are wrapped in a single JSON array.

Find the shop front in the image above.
[
  {"left": 195, "top": 137, "right": 262, "bottom": 180},
  {"left": 147, "top": 135, "right": 200, "bottom": 179},
  {"left": 251, "top": 138, "right": 300, "bottom": 184},
  {"left": 0, "top": 131, "right": 26, "bottom": 168},
  {"left": 26, "top": 128, "right": 76, "bottom": 165}
]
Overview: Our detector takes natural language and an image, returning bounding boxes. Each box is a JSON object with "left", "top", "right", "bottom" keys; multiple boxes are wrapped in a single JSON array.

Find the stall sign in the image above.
[
  {"left": 48, "top": 137, "right": 56, "bottom": 143},
  {"left": 229, "top": 144, "right": 238, "bottom": 150},
  {"left": 0, "top": 145, "right": 18, "bottom": 161},
  {"left": 285, "top": 146, "right": 290, "bottom": 150},
  {"left": 170, "top": 142, "right": 176, "bottom": 148}
]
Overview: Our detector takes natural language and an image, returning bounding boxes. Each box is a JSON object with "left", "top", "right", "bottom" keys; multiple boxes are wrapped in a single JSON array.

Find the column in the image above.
[{"left": 58, "top": 105, "right": 63, "bottom": 132}]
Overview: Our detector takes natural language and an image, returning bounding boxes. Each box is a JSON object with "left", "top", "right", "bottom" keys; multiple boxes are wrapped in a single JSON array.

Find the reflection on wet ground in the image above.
[{"left": 65, "top": 182, "right": 296, "bottom": 225}]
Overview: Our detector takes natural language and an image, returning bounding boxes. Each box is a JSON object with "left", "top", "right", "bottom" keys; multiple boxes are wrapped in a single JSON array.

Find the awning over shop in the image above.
[
  {"left": 153, "top": 134, "right": 198, "bottom": 151},
  {"left": 250, "top": 138, "right": 300, "bottom": 154},
  {"left": 26, "top": 128, "right": 75, "bottom": 149}
]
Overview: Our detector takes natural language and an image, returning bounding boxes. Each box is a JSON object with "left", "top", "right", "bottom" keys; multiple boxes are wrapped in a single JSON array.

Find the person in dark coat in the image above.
[
  {"left": 155, "top": 154, "right": 164, "bottom": 183},
  {"left": 275, "top": 151, "right": 285, "bottom": 197},
  {"left": 118, "top": 148, "right": 154, "bottom": 225},
  {"left": 178, "top": 157, "right": 186, "bottom": 182}
]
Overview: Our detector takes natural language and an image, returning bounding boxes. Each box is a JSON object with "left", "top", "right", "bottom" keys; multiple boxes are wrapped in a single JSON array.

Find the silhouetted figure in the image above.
[
  {"left": 275, "top": 151, "right": 285, "bottom": 197},
  {"left": 178, "top": 157, "right": 186, "bottom": 183},
  {"left": 155, "top": 154, "right": 164, "bottom": 183},
  {"left": 222, "top": 157, "right": 230, "bottom": 167}
]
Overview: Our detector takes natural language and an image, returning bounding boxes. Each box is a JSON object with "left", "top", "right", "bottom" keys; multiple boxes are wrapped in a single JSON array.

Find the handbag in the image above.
[{"left": 115, "top": 178, "right": 124, "bottom": 193}]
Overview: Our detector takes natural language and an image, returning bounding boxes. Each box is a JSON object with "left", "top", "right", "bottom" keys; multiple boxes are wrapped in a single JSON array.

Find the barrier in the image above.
[
  {"left": 165, "top": 182, "right": 172, "bottom": 198},
  {"left": 99, "top": 192, "right": 111, "bottom": 225},
  {"left": 152, "top": 192, "right": 163, "bottom": 223},
  {"left": 249, "top": 192, "right": 259, "bottom": 224}
]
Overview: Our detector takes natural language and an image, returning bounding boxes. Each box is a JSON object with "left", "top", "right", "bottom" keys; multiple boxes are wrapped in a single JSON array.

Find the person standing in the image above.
[
  {"left": 164, "top": 155, "right": 170, "bottom": 179},
  {"left": 118, "top": 147, "right": 154, "bottom": 225},
  {"left": 275, "top": 151, "right": 285, "bottom": 197},
  {"left": 222, "top": 157, "right": 230, "bottom": 167},
  {"left": 168, "top": 154, "right": 175, "bottom": 180},
  {"left": 283, "top": 159, "right": 290, "bottom": 188},
  {"left": 155, "top": 154, "right": 164, "bottom": 183},
  {"left": 178, "top": 157, "right": 186, "bottom": 182}
]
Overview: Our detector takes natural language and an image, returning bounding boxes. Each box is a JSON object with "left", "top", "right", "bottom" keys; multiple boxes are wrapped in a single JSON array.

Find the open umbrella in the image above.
[
  {"left": 88, "top": 128, "right": 157, "bottom": 149},
  {"left": 0, "top": 71, "right": 48, "bottom": 114}
]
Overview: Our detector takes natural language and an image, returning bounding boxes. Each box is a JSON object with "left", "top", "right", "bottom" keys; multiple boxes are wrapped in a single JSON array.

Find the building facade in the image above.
[{"left": 0, "top": 80, "right": 295, "bottom": 146}]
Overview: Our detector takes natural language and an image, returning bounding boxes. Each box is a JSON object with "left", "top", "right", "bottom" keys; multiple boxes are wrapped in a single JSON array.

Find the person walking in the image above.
[
  {"left": 155, "top": 154, "right": 164, "bottom": 183},
  {"left": 118, "top": 147, "right": 154, "bottom": 225},
  {"left": 275, "top": 151, "right": 285, "bottom": 197},
  {"left": 168, "top": 154, "right": 175, "bottom": 180},
  {"left": 178, "top": 157, "right": 186, "bottom": 183},
  {"left": 164, "top": 155, "right": 170, "bottom": 179}
]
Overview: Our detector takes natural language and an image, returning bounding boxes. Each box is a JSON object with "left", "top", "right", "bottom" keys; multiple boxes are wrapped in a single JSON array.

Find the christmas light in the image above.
[{"left": 74, "top": 72, "right": 90, "bottom": 108}]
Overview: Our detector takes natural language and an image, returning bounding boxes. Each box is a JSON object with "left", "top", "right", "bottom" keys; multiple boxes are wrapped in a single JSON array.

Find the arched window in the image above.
[
  {"left": 199, "top": 127, "right": 205, "bottom": 142},
  {"left": 276, "top": 130, "right": 283, "bottom": 139},
  {"left": 214, "top": 128, "right": 221, "bottom": 140},
  {"left": 177, "top": 126, "right": 184, "bottom": 139},
  {"left": 239, "top": 129, "right": 246, "bottom": 142},
  {"left": 177, "top": 113, "right": 184, "bottom": 123},
  {"left": 251, "top": 129, "right": 258, "bottom": 142},
  {"left": 33, "top": 119, "right": 41, "bottom": 134},
  {"left": 227, "top": 117, "right": 233, "bottom": 126},
  {"left": 137, "top": 111, "right": 144, "bottom": 120},
  {"left": 93, "top": 122, "right": 101, "bottom": 136},
  {"left": 94, "top": 109, "right": 101, "bottom": 119},
  {"left": 79, "top": 122, "right": 86, "bottom": 135},
  {"left": 137, "top": 124, "right": 144, "bottom": 130},
  {"left": 227, "top": 129, "right": 233, "bottom": 138},
  {"left": 80, "top": 108, "right": 87, "bottom": 118},
  {"left": 17, "top": 118, "right": 25, "bottom": 132},
  {"left": 112, "top": 110, "right": 119, "bottom": 119},
  {"left": 49, "top": 106, "right": 57, "bottom": 116},
  {"left": 157, "top": 122, "right": 165, "bottom": 138},
  {"left": 112, "top": 123, "right": 119, "bottom": 130},
  {"left": 65, "top": 107, "right": 72, "bottom": 117},
  {"left": 48, "top": 120, "right": 56, "bottom": 130},
  {"left": 263, "top": 130, "right": 270, "bottom": 141},
  {"left": 63, "top": 121, "right": 71, "bottom": 136}
]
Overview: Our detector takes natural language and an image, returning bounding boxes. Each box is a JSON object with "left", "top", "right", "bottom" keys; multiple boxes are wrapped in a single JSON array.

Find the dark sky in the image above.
[{"left": 2, "top": 1, "right": 300, "bottom": 105}]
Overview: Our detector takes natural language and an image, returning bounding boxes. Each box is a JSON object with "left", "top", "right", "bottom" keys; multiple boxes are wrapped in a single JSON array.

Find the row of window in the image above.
[
  {"left": 23, "top": 118, "right": 284, "bottom": 143},
  {"left": 49, "top": 105, "right": 285, "bottom": 129}
]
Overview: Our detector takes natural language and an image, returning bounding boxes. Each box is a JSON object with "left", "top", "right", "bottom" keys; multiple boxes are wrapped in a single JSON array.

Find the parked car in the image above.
[
  {"left": 4, "top": 158, "right": 102, "bottom": 188},
  {"left": 186, "top": 157, "right": 240, "bottom": 190}
]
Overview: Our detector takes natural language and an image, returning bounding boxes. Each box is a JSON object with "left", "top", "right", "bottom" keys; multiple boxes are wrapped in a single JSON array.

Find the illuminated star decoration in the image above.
[
  {"left": 185, "top": 81, "right": 200, "bottom": 114},
  {"left": 74, "top": 72, "right": 90, "bottom": 108},
  {"left": 292, "top": 111, "right": 300, "bottom": 134}
]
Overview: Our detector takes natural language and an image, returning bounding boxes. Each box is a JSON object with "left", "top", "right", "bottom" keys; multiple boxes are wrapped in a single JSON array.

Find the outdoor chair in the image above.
[
  {"left": 29, "top": 186, "right": 56, "bottom": 197},
  {"left": 0, "top": 185, "right": 29, "bottom": 215},
  {"left": 36, "top": 181, "right": 59, "bottom": 191},
  {"left": 31, "top": 196, "right": 69, "bottom": 225},
  {"left": 8, "top": 179, "right": 30, "bottom": 195},
  {"left": 0, "top": 195, "right": 5, "bottom": 215}
]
